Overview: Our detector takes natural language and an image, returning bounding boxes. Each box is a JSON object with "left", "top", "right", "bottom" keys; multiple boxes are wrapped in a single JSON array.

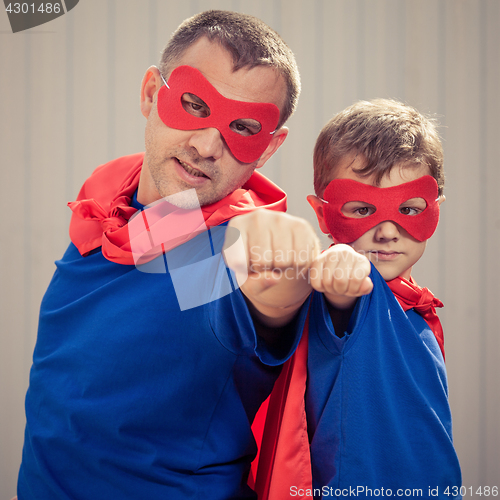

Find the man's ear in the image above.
[
  {"left": 255, "top": 127, "right": 288, "bottom": 168},
  {"left": 140, "top": 66, "right": 163, "bottom": 118},
  {"left": 307, "top": 194, "right": 331, "bottom": 235}
]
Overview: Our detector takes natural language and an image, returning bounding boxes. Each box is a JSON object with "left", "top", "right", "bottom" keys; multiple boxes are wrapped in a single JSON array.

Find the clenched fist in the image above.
[
  {"left": 309, "top": 244, "right": 373, "bottom": 309},
  {"left": 223, "top": 209, "right": 320, "bottom": 324}
]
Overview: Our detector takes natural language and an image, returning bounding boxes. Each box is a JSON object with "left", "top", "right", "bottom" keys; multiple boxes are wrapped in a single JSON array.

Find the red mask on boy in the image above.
[
  {"left": 322, "top": 175, "right": 440, "bottom": 243},
  {"left": 156, "top": 65, "right": 280, "bottom": 164}
]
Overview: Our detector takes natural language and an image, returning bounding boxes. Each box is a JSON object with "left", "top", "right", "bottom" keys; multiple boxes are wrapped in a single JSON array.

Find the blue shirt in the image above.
[
  {"left": 18, "top": 219, "right": 305, "bottom": 499},
  {"left": 306, "top": 265, "right": 462, "bottom": 498}
]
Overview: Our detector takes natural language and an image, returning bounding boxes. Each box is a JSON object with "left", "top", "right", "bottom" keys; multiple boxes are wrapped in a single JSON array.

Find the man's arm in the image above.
[{"left": 223, "top": 209, "right": 320, "bottom": 331}]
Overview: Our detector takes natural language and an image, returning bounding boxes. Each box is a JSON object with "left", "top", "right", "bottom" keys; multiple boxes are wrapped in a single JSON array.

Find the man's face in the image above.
[{"left": 138, "top": 37, "right": 288, "bottom": 208}]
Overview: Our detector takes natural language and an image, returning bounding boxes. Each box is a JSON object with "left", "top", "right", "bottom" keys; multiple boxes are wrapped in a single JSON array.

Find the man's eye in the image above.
[
  {"left": 181, "top": 93, "right": 210, "bottom": 118},
  {"left": 230, "top": 119, "right": 262, "bottom": 137},
  {"left": 234, "top": 123, "right": 249, "bottom": 133}
]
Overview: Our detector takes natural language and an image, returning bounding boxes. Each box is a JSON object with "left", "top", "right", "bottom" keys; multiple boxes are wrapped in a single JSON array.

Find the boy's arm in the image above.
[
  {"left": 223, "top": 209, "right": 320, "bottom": 330},
  {"left": 310, "top": 243, "right": 373, "bottom": 311},
  {"left": 308, "top": 244, "right": 373, "bottom": 336}
]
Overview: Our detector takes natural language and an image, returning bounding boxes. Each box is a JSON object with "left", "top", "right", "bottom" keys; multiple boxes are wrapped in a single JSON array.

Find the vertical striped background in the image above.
[{"left": 1, "top": 0, "right": 499, "bottom": 496}]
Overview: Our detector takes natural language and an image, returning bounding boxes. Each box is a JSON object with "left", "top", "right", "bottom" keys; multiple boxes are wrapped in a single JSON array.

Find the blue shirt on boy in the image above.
[{"left": 306, "top": 265, "right": 462, "bottom": 498}]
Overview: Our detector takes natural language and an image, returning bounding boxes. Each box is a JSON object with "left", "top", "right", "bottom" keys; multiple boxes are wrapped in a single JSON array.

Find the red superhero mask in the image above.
[
  {"left": 156, "top": 65, "right": 280, "bottom": 164},
  {"left": 322, "top": 175, "right": 440, "bottom": 243}
]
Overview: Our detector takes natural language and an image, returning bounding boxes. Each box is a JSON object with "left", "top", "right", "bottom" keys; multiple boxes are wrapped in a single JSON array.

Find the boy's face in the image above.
[{"left": 308, "top": 155, "right": 445, "bottom": 281}]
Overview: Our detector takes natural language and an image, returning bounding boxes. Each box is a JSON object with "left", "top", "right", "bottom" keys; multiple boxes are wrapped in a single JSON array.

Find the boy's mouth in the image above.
[{"left": 369, "top": 250, "right": 402, "bottom": 261}]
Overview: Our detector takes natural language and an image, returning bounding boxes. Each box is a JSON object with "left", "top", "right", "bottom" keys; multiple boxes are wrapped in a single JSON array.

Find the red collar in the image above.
[
  {"left": 68, "top": 153, "right": 287, "bottom": 265},
  {"left": 387, "top": 275, "right": 445, "bottom": 360}
]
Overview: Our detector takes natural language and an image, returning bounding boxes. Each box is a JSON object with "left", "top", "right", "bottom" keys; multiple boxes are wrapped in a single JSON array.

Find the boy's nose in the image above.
[
  {"left": 374, "top": 220, "right": 401, "bottom": 242},
  {"left": 188, "top": 127, "right": 224, "bottom": 160}
]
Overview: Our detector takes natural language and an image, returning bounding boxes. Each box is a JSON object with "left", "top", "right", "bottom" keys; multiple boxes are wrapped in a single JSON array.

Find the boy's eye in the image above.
[
  {"left": 399, "top": 207, "right": 420, "bottom": 216},
  {"left": 230, "top": 119, "right": 262, "bottom": 137},
  {"left": 399, "top": 197, "right": 427, "bottom": 216},
  {"left": 341, "top": 201, "right": 376, "bottom": 218},
  {"left": 181, "top": 93, "right": 210, "bottom": 118},
  {"left": 355, "top": 207, "right": 372, "bottom": 216}
]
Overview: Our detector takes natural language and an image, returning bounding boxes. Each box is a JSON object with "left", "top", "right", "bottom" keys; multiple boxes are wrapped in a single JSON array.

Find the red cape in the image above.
[
  {"left": 250, "top": 279, "right": 445, "bottom": 499},
  {"left": 68, "top": 153, "right": 287, "bottom": 265}
]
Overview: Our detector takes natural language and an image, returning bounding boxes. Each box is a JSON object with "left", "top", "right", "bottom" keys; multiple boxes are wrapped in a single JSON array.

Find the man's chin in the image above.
[{"left": 157, "top": 187, "right": 204, "bottom": 210}]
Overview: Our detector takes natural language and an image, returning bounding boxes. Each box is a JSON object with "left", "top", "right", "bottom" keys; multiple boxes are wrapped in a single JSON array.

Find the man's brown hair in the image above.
[
  {"left": 313, "top": 99, "right": 444, "bottom": 197},
  {"left": 159, "top": 10, "right": 301, "bottom": 128}
]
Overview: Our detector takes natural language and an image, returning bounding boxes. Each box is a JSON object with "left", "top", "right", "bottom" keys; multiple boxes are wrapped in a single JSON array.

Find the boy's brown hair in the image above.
[
  {"left": 313, "top": 99, "right": 444, "bottom": 197},
  {"left": 159, "top": 10, "right": 301, "bottom": 129}
]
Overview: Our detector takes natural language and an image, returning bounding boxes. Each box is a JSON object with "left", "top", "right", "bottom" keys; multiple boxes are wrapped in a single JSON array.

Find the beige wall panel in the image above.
[
  {"left": 317, "top": 0, "right": 367, "bottom": 125},
  {"left": 0, "top": 29, "right": 32, "bottom": 495},
  {"left": 1, "top": 15, "right": 71, "bottom": 498},
  {"left": 480, "top": 0, "right": 500, "bottom": 484},
  {"left": 113, "top": 0, "right": 154, "bottom": 159},
  {"left": 70, "top": 2, "right": 114, "bottom": 193},
  {"left": 1, "top": 0, "right": 499, "bottom": 497},
  {"left": 403, "top": 1, "right": 445, "bottom": 302},
  {"left": 151, "top": 2, "right": 192, "bottom": 66},
  {"left": 276, "top": 0, "right": 320, "bottom": 225},
  {"left": 442, "top": 0, "right": 485, "bottom": 487},
  {"left": 362, "top": 0, "right": 406, "bottom": 101}
]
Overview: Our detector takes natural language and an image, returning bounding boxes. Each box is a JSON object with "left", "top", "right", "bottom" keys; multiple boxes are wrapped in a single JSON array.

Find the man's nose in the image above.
[{"left": 188, "top": 128, "right": 224, "bottom": 160}]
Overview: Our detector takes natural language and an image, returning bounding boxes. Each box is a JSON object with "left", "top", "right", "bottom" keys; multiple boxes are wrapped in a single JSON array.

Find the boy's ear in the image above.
[{"left": 307, "top": 195, "right": 330, "bottom": 235}]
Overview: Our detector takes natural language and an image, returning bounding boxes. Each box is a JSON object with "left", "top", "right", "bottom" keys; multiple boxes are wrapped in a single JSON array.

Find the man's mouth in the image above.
[{"left": 177, "top": 159, "right": 209, "bottom": 178}]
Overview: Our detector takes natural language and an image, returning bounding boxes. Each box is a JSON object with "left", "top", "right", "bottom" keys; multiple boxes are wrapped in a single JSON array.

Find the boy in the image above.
[{"left": 250, "top": 99, "right": 462, "bottom": 498}]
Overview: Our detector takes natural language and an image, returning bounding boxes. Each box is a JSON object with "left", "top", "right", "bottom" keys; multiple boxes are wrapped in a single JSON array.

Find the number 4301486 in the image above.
[
  {"left": 444, "top": 486, "right": 498, "bottom": 496},
  {"left": 5, "top": 3, "right": 61, "bottom": 14}
]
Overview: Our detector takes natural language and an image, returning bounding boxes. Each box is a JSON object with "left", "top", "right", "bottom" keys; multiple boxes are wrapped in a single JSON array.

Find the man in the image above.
[{"left": 17, "top": 10, "right": 318, "bottom": 500}]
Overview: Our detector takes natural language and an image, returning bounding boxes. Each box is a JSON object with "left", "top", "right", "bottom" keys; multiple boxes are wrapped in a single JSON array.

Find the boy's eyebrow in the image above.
[
  {"left": 399, "top": 197, "right": 427, "bottom": 204},
  {"left": 343, "top": 200, "right": 377, "bottom": 205}
]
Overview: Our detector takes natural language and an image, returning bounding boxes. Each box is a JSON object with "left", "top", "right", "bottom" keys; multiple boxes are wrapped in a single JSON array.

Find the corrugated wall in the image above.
[{"left": 1, "top": 0, "right": 499, "bottom": 496}]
